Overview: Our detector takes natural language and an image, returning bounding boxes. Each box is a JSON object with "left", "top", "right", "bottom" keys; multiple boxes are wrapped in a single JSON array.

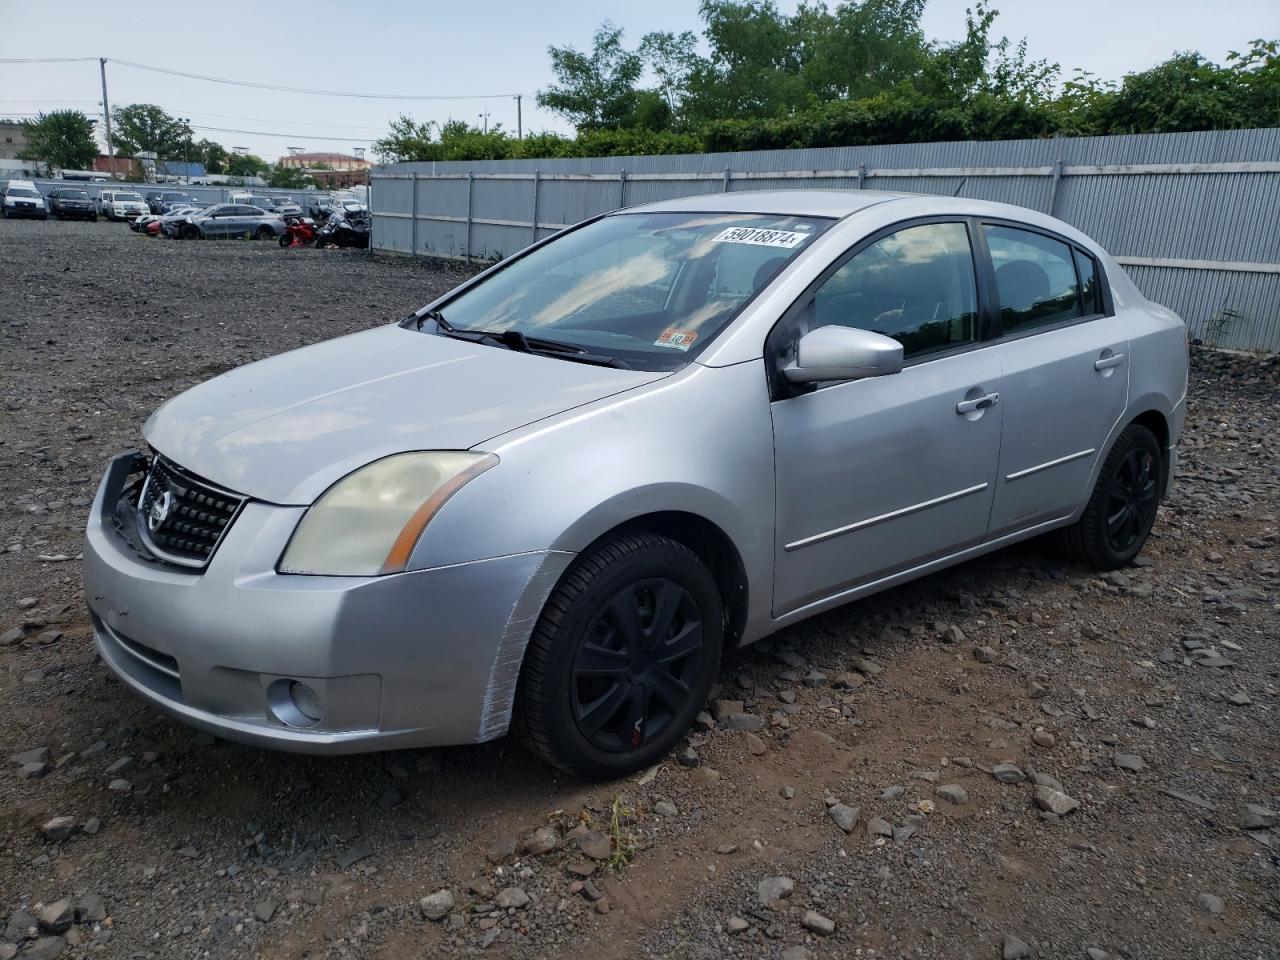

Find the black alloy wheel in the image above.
[
  {"left": 1103, "top": 446, "right": 1158, "bottom": 554},
  {"left": 1058, "top": 423, "right": 1163, "bottom": 569},
  {"left": 515, "top": 532, "right": 724, "bottom": 779},
  {"left": 570, "top": 578, "right": 704, "bottom": 753}
]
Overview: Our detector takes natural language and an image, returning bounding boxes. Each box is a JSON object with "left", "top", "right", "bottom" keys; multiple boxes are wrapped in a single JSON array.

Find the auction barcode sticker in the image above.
[{"left": 710, "top": 226, "right": 809, "bottom": 249}]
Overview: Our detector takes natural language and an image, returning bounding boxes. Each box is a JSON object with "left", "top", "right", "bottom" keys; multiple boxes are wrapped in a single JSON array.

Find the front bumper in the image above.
[
  {"left": 5, "top": 203, "right": 46, "bottom": 218},
  {"left": 84, "top": 452, "right": 572, "bottom": 753}
]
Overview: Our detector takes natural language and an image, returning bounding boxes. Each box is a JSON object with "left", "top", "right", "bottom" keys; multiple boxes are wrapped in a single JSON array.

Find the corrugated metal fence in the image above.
[{"left": 370, "top": 128, "right": 1280, "bottom": 352}]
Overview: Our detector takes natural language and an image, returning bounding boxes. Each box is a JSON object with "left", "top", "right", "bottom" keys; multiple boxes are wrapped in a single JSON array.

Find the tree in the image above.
[
  {"left": 537, "top": 22, "right": 645, "bottom": 130},
  {"left": 18, "top": 110, "right": 97, "bottom": 171},
  {"left": 193, "top": 138, "right": 227, "bottom": 174},
  {"left": 111, "top": 103, "right": 191, "bottom": 159},
  {"left": 226, "top": 153, "right": 270, "bottom": 178},
  {"left": 639, "top": 30, "right": 701, "bottom": 119},
  {"left": 268, "top": 164, "right": 314, "bottom": 188},
  {"left": 373, "top": 115, "right": 437, "bottom": 163}
]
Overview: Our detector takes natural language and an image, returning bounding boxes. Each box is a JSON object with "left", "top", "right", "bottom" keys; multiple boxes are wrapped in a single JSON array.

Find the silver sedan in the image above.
[
  {"left": 165, "top": 203, "right": 287, "bottom": 240},
  {"left": 84, "top": 191, "right": 1187, "bottom": 779}
]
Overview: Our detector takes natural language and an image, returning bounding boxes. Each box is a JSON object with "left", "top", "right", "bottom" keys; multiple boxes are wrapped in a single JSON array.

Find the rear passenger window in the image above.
[
  {"left": 805, "top": 221, "right": 978, "bottom": 361},
  {"left": 984, "top": 225, "right": 1082, "bottom": 334}
]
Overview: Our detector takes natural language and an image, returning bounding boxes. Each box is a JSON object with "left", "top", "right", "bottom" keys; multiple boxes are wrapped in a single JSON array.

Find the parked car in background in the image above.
[
  {"left": 132, "top": 204, "right": 199, "bottom": 233},
  {"left": 307, "top": 196, "right": 336, "bottom": 221},
  {"left": 147, "top": 191, "right": 194, "bottom": 214},
  {"left": 84, "top": 191, "right": 1187, "bottom": 779},
  {"left": 48, "top": 187, "right": 98, "bottom": 220},
  {"left": 164, "top": 203, "right": 286, "bottom": 240},
  {"left": 1, "top": 180, "right": 48, "bottom": 219},
  {"left": 99, "top": 190, "right": 148, "bottom": 221}
]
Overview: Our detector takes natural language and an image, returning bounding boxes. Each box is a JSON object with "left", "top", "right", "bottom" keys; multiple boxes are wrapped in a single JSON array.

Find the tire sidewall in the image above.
[
  {"left": 1088, "top": 425, "right": 1163, "bottom": 566},
  {"left": 536, "top": 542, "right": 723, "bottom": 779}
]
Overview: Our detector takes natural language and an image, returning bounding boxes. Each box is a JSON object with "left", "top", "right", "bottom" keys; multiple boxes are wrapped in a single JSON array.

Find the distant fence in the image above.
[{"left": 370, "top": 127, "right": 1280, "bottom": 353}]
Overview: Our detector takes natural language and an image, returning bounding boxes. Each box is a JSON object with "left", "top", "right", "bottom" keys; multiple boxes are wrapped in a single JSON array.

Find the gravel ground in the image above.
[{"left": 0, "top": 217, "right": 1277, "bottom": 960}]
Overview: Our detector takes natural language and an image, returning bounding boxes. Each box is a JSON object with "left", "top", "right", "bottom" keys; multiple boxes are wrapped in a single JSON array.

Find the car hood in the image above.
[{"left": 144, "top": 324, "right": 667, "bottom": 504}]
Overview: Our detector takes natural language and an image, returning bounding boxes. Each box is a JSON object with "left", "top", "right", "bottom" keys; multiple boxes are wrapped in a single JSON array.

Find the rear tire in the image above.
[
  {"left": 179, "top": 224, "right": 199, "bottom": 240},
  {"left": 256, "top": 225, "right": 274, "bottom": 240},
  {"left": 1057, "top": 423, "right": 1162, "bottom": 570},
  {"left": 514, "top": 533, "right": 724, "bottom": 780}
]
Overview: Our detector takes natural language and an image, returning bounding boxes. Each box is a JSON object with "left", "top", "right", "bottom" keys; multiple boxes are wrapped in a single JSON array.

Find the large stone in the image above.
[
  {"left": 801, "top": 910, "right": 835, "bottom": 935},
  {"left": 711, "top": 699, "right": 744, "bottom": 721},
  {"left": 496, "top": 887, "right": 530, "bottom": 909},
  {"left": 936, "top": 784, "right": 968, "bottom": 805},
  {"left": 757, "top": 875, "right": 794, "bottom": 906},
  {"left": 40, "top": 817, "right": 78, "bottom": 842},
  {"left": 1034, "top": 785, "right": 1079, "bottom": 816},
  {"left": 992, "top": 763, "right": 1025, "bottom": 784},
  {"left": 1238, "top": 803, "right": 1277, "bottom": 830},
  {"left": 577, "top": 830, "right": 612, "bottom": 861},
  {"left": 38, "top": 901, "right": 73, "bottom": 934},
  {"left": 521, "top": 826, "right": 559, "bottom": 855},
  {"left": 419, "top": 888, "right": 454, "bottom": 920},
  {"left": 1003, "top": 934, "right": 1032, "bottom": 959},
  {"left": 10, "top": 746, "right": 51, "bottom": 767},
  {"left": 1197, "top": 892, "right": 1225, "bottom": 915},
  {"left": 76, "top": 894, "right": 106, "bottom": 924},
  {"left": 720, "top": 713, "right": 764, "bottom": 732},
  {"left": 1113, "top": 753, "right": 1147, "bottom": 773},
  {"left": 21, "top": 938, "right": 65, "bottom": 960},
  {"left": 828, "top": 803, "right": 859, "bottom": 833}
]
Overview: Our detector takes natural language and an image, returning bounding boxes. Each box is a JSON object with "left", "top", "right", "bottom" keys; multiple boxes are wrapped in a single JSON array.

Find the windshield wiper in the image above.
[{"left": 419, "top": 311, "right": 631, "bottom": 368}]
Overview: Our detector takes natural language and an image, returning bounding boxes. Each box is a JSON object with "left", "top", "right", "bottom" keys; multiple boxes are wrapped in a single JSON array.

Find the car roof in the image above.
[{"left": 625, "top": 189, "right": 910, "bottom": 219}]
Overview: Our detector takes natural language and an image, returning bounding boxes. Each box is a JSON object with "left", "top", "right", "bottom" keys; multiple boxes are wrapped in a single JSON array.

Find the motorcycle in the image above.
[
  {"left": 314, "top": 209, "right": 370, "bottom": 249},
  {"left": 278, "top": 215, "right": 317, "bottom": 248}
]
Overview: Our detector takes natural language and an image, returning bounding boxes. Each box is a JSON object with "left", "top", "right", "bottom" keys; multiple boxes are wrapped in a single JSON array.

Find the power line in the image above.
[
  {"left": 110, "top": 58, "right": 521, "bottom": 101},
  {"left": 189, "top": 123, "right": 371, "bottom": 143},
  {"left": 0, "top": 57, "right": 97, "bottom": 64}
]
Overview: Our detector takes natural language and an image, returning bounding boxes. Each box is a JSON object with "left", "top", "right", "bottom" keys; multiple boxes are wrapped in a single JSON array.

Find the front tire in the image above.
[
  {"left": 256, "top": 225, "right": 274, "bottom": 240},
  {"left": 1058, "top": 423, "right": 1162, "bottom": 570},
  {"left": 515, "top": 533, "right": 724, "bottom": 780}
]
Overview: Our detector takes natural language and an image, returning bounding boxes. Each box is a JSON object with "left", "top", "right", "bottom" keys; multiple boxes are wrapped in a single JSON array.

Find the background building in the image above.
[
  {"left": 277, "top": 151, "right": 371, "bottom": 188},
  {"left": 0, "top": 120, "right": 29, "bottom": 161}
]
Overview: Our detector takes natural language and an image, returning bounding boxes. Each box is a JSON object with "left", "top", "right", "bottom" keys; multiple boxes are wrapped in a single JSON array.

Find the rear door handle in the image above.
[
  {"left": 956, "top": 392, "right": 1000, "bottom": 414},
  {"left": 1094, "top": 353, "right": 1125, "bottom": 370}
]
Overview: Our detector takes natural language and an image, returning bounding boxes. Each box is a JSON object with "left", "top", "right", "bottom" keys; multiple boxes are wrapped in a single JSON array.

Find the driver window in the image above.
[{"left": 804, "top": 221, "right": 978, "bottom": 360}]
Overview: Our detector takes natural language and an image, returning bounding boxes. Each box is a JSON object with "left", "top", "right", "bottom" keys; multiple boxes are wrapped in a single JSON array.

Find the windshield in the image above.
[
  {"left": 63, "top": 190, "right": 89, "bottom": 199},
  {"left": 162, "top": 193, "right": 186, "bottom": 200},
  {"left": 118, "top": 193, "right": 143, "bottom": 202},
  {"left": 8, "top": 187, "right": 40, "bottom": 198},
  {"left": 432, "top": 211, "right": 830, "bottom": 370}
]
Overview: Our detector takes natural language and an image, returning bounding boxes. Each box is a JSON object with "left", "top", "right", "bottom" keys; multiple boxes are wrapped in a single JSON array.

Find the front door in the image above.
[
  {"left": 980, "top": 224, "right": 1129, "bottom": 536},
  {"left": 770, "top": 220, "right": 1003, "bottom": 616}
]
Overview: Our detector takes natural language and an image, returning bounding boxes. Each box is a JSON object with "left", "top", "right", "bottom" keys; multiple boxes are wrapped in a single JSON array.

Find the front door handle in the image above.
[
  {"left": 1094, "top": 353, "right": 1125, "bottom": 371},
  {"left": 956, "top": 392, "right": 1000, "bottom": 415}
]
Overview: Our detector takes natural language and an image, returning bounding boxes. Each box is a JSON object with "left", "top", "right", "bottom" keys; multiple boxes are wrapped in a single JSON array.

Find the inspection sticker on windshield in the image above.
[
  {"left": 711, "top": 226, "right": 808, "bottom": 249},
  {"left": 654, "top": 327, "right": 699, "bottom": 351}
]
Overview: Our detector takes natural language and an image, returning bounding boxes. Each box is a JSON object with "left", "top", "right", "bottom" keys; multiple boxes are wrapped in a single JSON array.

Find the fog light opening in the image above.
[{"left": 266, "top": 678, "right": 324, "bottom": 729}]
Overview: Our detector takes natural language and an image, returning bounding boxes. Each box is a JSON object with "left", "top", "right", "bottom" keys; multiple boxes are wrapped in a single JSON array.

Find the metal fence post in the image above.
[
  {"left": 465, "top": 170, "right": 474, "bottom": 263},
  {"left": 531, "top": 169, "right": 540, "bottom": 244},
  {"left": 856, "top": 163, "right": 866, "bottom": 189},
  {"left": 410, "top": 170, "right": 419, "bottom": 256},
  {"left": 723, "top": 167, "right": 731, "bottom": 192},
  {"left": 1048, "top": 159, "right": 1064, "bottom": 216},
  {"left": 618, "top": 169, "right": 627, "bottom": 209}
]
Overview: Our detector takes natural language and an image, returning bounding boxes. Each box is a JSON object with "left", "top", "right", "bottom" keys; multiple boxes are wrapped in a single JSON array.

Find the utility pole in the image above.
[
  {"left": 515, "top": 94, "right": 522, "bottom": 140},
  {"left": 479, "top": 111, "right": 490, "bottom": 135},
  {"left": 99, "top": 58, "right": 115, "bottom": 176}
]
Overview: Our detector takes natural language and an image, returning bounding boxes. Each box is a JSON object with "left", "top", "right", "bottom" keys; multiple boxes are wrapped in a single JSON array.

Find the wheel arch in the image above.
[{"left": 574, "top": 510, "right": 751, "bottom": 648}]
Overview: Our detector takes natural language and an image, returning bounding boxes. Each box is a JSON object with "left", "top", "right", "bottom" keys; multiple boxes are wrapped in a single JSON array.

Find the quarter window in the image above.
[
  {"left": 984, "top": 225, "right": 1083, "bottom": 334},
  {"left": 801, "top": 221, "right": 979, "bottom": 360},
  {"left": 1074, "top": 248, "right": 1101, "bottom": 315}
]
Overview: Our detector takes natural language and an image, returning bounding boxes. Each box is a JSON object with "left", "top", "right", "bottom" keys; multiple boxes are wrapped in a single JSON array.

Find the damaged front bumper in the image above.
[{"left": 83, "top": 452, "right": 572, "bottom": 753}]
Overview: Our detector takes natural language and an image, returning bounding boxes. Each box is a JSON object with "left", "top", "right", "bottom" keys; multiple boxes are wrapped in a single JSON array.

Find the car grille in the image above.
[{"left": 137, "top": 455, "right": 246, "bottom": 569}]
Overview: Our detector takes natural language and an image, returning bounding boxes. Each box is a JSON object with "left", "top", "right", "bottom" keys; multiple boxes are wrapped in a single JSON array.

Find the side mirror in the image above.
[{"left": 784, "top": 325, "right": 904, "bottom": 385}]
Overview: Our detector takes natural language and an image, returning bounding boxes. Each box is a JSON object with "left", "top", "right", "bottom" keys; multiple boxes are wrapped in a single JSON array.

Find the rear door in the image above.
[{"left": 981, "top": 223, "right": 1128, "bottom": 536}]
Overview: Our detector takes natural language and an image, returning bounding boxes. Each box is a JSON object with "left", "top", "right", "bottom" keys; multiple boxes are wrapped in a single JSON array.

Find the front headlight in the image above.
[{"left": 278, "top": 451, "right": 497, "bottom": 576}]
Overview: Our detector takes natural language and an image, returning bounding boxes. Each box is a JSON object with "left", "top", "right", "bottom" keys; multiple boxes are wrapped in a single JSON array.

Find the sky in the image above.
[{"left": 1, "top": 0, "right": 1275, "bottom": 163}]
